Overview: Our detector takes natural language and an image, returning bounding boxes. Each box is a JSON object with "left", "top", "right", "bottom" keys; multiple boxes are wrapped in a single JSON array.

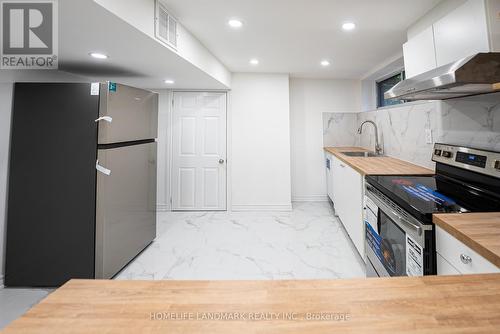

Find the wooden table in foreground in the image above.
[{"left": 3, "top": 274, "right": 500, "bottom": 334}]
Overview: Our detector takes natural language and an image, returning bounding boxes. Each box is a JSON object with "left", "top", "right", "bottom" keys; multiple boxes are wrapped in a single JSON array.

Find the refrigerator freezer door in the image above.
[
  {"left": 95, "top": 142, "right": 157, "bottom": 278},
  {"left": 97, "top": 83, "right": 158, "bottom": 144}
]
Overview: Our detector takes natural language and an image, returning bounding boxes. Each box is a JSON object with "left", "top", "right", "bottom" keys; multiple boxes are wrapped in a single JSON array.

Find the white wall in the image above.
[
  {"left": 289, "top": 78, "right": 361, "bottom": 202},
  {"left": 230, "top": 74, "right": 292, "bottom": 211},
  {"left": 94, "top": 0, "right": 231, "bottom": 88},
  {"left": 0, "top": 83, "right": 13, "bottom": 287}
]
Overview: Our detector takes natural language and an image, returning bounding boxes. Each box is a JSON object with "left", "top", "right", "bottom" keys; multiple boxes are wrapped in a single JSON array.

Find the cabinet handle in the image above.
[{"left": 460, "top": 254, "right": 472, "bottom": 265}]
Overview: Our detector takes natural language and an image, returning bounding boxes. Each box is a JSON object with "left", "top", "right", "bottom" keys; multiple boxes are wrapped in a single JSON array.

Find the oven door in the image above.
[{"left": 365, "top": 185, "right": 428, "bottom": 277}]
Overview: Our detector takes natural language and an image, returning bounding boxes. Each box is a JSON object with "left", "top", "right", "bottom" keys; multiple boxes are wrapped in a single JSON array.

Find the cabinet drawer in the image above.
[
  {"left": 436, "top": 253, "right": 460, "bottom": 276},
  {"left": 436, "top": 226, "right": 500, "bottom": 274}
]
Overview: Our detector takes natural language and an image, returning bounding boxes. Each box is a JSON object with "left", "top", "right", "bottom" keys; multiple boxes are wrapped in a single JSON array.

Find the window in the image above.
[{"left": 377, "top": 71, "right": 405, "bottom": 108}]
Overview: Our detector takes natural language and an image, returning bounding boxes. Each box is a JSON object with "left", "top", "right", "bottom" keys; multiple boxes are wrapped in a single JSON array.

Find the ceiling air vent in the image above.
[{"left": 155, "top": 1, "right": 178, "bottom": 49}]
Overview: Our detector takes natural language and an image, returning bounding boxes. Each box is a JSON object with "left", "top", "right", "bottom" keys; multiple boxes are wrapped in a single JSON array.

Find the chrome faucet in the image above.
[{"left": 357, "top": 120, "right": 383, "bottom": 155}]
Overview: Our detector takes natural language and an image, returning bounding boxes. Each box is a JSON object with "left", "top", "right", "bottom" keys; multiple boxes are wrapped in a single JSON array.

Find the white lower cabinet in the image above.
[
  {"left": 436, "top": 226, "right": 500, "bottom": 275},
  {"left": 325, "top": 153, "right": 334, "bottom": 202},
  {"left": 330, "top": 156, "right": 365, "bottom": 257},
  {"left": 331, "top": 156, "right": 342, "bottom": 216},
  {"left": 436, "top": 253, "right": 460, "bottom": 276}
]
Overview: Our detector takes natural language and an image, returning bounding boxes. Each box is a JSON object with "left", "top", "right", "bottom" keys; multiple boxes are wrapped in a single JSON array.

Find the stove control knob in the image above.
[
  {"left": 495, "top": 160, "right": 500, "bottom": 171},
  {"left": 434, "top": 149, "right": 442, "bottom": 156},
  {"left": 442, "top": 151, "right": 453, "bottom": 158}
]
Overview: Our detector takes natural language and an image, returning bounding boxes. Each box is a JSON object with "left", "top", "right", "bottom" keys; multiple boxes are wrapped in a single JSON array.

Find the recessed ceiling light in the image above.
[
  {"left": 320, "top": 60, "right": 331, "bottom": 67},
  {"left": 250, "top": 58, "right": 259, "bottom": 65},
  {"left": 228, "top": 19, "right": 243, "bottom": 28},
  {"left": 342, "top": 22, "right": 356, "bottom": 31},
  {"left": 164, "top": 79, "right": 175, "bottom": 84},
  {"left": 89, "top": 52, "right": 108, "bottom": 59}
]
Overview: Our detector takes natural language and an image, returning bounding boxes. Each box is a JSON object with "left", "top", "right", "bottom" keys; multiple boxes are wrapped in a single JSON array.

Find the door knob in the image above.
[{"left": 219, "top": 159, "right": 225, "bottom": 164}]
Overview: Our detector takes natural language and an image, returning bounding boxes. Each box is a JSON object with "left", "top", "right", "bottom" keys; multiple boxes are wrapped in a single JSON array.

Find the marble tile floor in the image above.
[
  {"left": 116, "top": 201, "right": 366, "bottom": 280},
  {"left": 0, "top": 201, "right": 365, "bottom": 329}
]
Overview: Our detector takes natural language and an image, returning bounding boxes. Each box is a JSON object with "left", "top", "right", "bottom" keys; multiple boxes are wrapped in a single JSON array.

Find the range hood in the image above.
[{"left": 385, "top": 53, "right": 500, "bottom": 101}]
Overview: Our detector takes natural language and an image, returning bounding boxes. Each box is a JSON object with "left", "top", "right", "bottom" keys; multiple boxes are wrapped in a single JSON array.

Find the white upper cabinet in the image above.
[
  {"left": 433, "top": 0, "right": 490, "bottom": 67},
  {"left": 403, "top": 0, "right": 498, "bottom": 78},
  {"left": 403, "top": 26, "right": 437, "bottom": 79}
]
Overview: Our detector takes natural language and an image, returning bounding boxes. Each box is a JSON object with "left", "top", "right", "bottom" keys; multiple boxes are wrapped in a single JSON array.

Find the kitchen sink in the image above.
[{"left": 342, "top": 151, "right": 380, "bottom": 157}]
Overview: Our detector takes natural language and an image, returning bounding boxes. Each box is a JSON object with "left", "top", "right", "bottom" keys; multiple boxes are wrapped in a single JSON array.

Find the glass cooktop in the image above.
[{"left": 366, "top": 175, "right": 470, "bottom": 221}]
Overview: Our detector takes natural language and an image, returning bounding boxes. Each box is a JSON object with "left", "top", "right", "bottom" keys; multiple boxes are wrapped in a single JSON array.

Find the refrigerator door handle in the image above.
[
  {"left": 96, "top": 160, "right": 111, "bottom": 176},
  {"left": 95, "top": 116, "right": 113, "bottom": 123}
]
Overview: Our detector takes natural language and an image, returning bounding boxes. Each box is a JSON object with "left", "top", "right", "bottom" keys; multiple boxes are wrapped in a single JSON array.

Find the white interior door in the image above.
[{"left": 171, "top": 92, "right": 227, "bottom": 211}]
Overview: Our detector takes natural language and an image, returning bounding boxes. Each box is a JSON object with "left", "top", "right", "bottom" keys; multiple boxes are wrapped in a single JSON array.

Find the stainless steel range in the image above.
[{"left": 364, "top": 143, "right": 500, "bottom": 277}]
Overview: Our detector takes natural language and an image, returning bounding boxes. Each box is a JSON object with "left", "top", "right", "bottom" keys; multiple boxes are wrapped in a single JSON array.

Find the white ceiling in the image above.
[
  {"left": 164, "top": 0, "right": 443, "bottom": 79},
  {"left": 0, "top": 0, "right": 229, "bottom": 90}
]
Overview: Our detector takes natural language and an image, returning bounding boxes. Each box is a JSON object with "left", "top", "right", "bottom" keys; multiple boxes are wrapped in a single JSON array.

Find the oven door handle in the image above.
[
  {"left": 366, "top": 188, "right": 423, "bottom": 236},
  {"left": 387, "top": 208, "right": 422, "bottom": 236}
]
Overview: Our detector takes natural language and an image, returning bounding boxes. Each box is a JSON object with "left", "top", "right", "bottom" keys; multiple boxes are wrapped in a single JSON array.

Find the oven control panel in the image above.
[
  {"left": 433, "top": 143, "right": 500, "bottom": 177},
  {"left": 455, "top": 151, "right": 487, "bottom": 168}
]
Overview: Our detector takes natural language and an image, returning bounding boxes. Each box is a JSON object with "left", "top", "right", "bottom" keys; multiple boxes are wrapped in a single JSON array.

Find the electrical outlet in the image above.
[{"left": 425, "top": 129, "right": 433, "bottom": 144}]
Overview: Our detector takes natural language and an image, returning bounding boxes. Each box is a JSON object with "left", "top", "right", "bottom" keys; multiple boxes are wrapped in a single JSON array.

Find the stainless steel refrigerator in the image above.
[{"left": 5, "top": 82, "right": 158, "bottom": 286}]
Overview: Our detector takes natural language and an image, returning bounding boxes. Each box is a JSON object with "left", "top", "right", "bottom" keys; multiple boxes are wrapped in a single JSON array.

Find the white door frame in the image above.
[{"left": 168, "top": 90, "right": 230, "bottom": 211}]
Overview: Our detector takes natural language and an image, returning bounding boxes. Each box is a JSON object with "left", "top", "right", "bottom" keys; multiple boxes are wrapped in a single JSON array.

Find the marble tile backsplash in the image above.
[
  {"left": 438, "top": 93, "right": 500, "bottom": 151},
  {"left": 323, "top": 93, "right": 500, "bottom": 169},
  {"left": 355, "top": 101, "right": 439, "bottom": 169},
  {"left": 323, "top": 112, "right": 358, "bottom": 147}
]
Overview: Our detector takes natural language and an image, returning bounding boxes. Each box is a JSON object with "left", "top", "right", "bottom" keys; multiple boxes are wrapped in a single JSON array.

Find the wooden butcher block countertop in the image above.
[
  {"left": 324, "top": 147, "right": 434, "bottom": 175},
  {"left": 4, "top": 275, "right": 500, "bottom": 334},
  {"left": 434, "top": 213, "right": 500, "bottom": 268}
]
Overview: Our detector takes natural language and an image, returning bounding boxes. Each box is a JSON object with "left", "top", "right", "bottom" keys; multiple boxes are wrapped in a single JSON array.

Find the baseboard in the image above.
[
  {"left": 231, "top": 204, "right": 293, "bottom": 212},
  {"left": 292, "top": 195, "right": 329, "bottom": 202},
  {"left": 156, "top": 204, "right": 169, "bottom": 212}
]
